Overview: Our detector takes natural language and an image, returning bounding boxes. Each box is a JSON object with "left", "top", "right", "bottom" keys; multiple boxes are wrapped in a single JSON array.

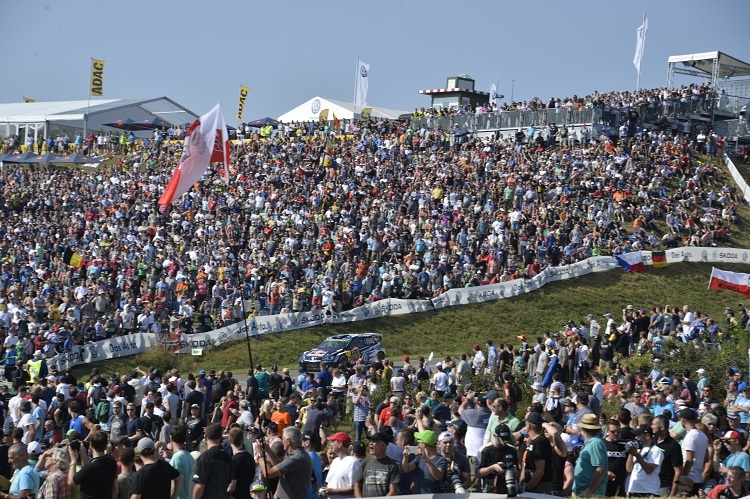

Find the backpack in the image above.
[
  {"left": 90, "top": 386, "right": 104, "bottom": 408},
  {"left": 510, "top": 382, "right": 523, "bottom": 402},
  {"left": 148, "top": 414, "right": 163, "bottom": 441},
  {"left": 94, "top": 400, "right": 110, "bottom": 424},
  {"left": 210, "top": 382, "right": 224, "bottom": 404}
]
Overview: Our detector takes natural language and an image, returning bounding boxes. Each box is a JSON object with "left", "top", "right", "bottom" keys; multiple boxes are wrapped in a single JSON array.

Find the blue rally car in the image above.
[{"left": 299, "top": 333, "right": 385, "bottom": 372}]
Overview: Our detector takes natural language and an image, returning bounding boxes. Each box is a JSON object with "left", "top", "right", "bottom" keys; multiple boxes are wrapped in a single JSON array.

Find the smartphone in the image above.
[{"left": 406, "top": 445, "right": 419, "bottom": 454}]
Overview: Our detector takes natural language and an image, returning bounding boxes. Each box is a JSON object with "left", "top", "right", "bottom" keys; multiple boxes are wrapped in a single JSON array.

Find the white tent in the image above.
[
  {"left": 277, "top": 96, "right": 406, "bottom": 123},
  {"left": 0, "top": 97, "right": 198, "bottom": 141}
]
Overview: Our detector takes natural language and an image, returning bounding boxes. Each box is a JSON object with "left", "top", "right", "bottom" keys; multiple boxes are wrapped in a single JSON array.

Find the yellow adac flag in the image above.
[
  {"left": 237, "top": 85, "right": 249, "bottom": 122},
  {"left": 90, "top": 58, "right": 105, "bottom": 96}
]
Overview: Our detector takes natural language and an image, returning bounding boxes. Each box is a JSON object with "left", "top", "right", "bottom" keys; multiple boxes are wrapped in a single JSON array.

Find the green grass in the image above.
[
  {"left": 73, "top": 262, "right": 750, "bottom": 379},
  {"left": 731, "top": 155, "right": 750, "bottom": 186}
]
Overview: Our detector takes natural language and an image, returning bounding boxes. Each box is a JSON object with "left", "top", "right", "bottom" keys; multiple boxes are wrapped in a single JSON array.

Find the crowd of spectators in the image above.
[
  {"left": 0, "top": 85, "right": 745, "bottom": 365},
  {"left": 0, "top": 297, "right": 748, "bottom": 497},
  {"left": 412, "top": 83, "right": 718, "bottom": 120}
]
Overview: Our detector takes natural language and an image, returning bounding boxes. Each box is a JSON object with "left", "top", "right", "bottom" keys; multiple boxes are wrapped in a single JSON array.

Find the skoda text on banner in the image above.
[{"left": 90, "top": 58, "right": 105, "bottom": 96}]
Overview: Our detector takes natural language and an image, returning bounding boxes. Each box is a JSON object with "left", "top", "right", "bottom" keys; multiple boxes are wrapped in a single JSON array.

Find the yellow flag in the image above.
[
  {"left": 319, "top": 109, "right": 329, "bottom": 123},
  {"left": 360, "top": 107, "right": 372, "bottom": 122},
  {"left": 90, "top": 58, "right": 105, "bottom": 96},
  {"left": 23, "top": 97, "right": 35, "bottom": 103},
  {"left": 237, "top": 85, "right": 249, "bottom": 122}
]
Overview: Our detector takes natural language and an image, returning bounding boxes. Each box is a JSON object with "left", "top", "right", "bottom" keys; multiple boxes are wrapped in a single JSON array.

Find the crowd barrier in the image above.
[
  {"left": 725, "top": 153, "right": 750, "bottom": 204},
  {"left": 45, "top": 246, "right": 750, "bottom": 371}
]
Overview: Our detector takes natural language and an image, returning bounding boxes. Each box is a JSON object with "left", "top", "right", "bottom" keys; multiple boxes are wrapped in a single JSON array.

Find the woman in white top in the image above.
[{"left": 625, "top": 424, "right": 663, "bottom": 496}]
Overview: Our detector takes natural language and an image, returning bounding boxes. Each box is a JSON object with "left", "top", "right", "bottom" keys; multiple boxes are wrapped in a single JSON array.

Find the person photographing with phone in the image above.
[{"left": 68, "top": 430, "right": 118, "bottom": 499}]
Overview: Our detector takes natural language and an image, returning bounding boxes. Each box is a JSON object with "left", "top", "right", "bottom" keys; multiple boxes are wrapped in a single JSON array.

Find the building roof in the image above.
[
  {"left": 0, "top": 97, "right": 198, "bottom": 130},
  {"left": 668, "top": 51, "right": 750, "bottom": 79}
]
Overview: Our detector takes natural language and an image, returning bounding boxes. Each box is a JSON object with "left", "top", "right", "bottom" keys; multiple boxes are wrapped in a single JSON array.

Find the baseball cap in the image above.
[
  {"left": 367, "top": 426, "right": 394, "bottom": 443},
  {"left": 191, "top": 403, "right": 200, "bottom": 409},
  {"left": 526, "top": 412, "right": 544, "bottom": 425},
  {"left": 632, "top": 424, "right": 653, "bottom": 436},
  {"left": 327, "top": 432, "right": 352, "bottom": 447},
  {"left": 446, "top": 419, "right": 467, "bottom": 432},
  {"left": 438, "top": 431, "right": 454, "bottom": 442},
  {"left": 199, "top": 370, "right": 206, "bottom": 376},
  {"left": 727, "top": 411, "right": 739, "bottom": 420},
  {"left": 721, "top": 430, "right": 742, "bottom": 442},
  {"left": 27, "top": 441, "right": 42, "bottom": 456},
  {"left": 484, "top": 389, "right": 500, "bottom": 401},
  {"left": 494, "top": 423, "right": 511, "bottom": 439},
  {"left": 137, "top": 438, "right": 155, "bottom": 453},
  {"left": 414, "top": 430, "right": 438, "bottom": 446},
  {"left": 696, "top": 368, "right": 706, "bottom": 375},
  {"left": 351, "top": 440, "right": 366, "bottom": 455}
]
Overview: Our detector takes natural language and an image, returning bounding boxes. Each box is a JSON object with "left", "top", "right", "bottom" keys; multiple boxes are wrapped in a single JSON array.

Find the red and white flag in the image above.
[
  {"left": 708, "top": 268, "right": 750, "bottom": 297},
  {"left": 159, "top": 103, "right": 230, "bottom": 207}
]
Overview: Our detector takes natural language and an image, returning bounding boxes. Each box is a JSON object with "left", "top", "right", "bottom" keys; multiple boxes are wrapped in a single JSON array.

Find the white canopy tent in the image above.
[
  {"left": 277, "top": 96, "right": 406, "bottom": 123},
  {"left": 0, "top": 97, "right": 198, "bottom": 142},
  {"left": 667, "top": 51, "right": 750, "bottom": 88}
]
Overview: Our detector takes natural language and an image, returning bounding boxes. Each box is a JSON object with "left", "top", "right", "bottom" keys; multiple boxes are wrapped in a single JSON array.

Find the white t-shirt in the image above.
[
  {"left": 325, "top": 455, "right": 360, "bottom": 499},
  {"left": 682, "top": 312, "right": 695, "bottom": 334},
  {"left": 681, "top": 428, "right": 709, "bottom": 483},
  {"left": 627, "top": 445, "right": 664, "bottom": 494},
  {"left": 19, "top": 413, "right": 37, "bottom": 444},
  {"left": 592, "top": 382, "right": 604, "bottom": 403},
  {"left": 433, "top": 372, "right": 449, "bottom": 392}
]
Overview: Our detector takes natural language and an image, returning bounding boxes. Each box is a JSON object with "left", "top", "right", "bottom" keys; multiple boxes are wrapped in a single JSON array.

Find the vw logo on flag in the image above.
[
  {"left": 360, "top": 65, "right": 368, "bottom": 78},
  {"left": 311, "top": 99, "right": 321, "bottom": 114}
]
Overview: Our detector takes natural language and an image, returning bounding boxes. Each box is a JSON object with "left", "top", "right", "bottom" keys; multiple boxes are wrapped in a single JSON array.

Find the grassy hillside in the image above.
[{"left": 73, "top": 262, "right": 750, "bottom": 378}]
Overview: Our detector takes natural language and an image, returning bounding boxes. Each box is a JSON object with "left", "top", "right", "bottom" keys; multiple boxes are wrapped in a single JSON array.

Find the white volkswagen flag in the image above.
[
  {"left": 355, "top": 58, "right": 370, "bottom": 108},
  {"left": 633, "top": 16, "right": 648, "bottom": 72},
  {"left": 490, "top": 81, "right": 498, "bottom": 106}
]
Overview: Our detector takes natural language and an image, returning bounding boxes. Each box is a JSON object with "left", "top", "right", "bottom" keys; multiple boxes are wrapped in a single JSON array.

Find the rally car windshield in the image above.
[{"left": 315, "top": 339, "right": 350, "bottom": 349}]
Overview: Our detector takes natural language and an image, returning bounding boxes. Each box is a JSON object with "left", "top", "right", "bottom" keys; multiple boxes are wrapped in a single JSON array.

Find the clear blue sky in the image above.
[{"left": 2, "top": 0, "right": 748, "bottom": 121}]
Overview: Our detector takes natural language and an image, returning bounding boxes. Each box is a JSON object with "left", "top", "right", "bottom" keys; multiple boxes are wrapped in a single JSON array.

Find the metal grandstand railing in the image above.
[
  {"left": 410, "top": 92, "right": 750, "bottom": 132},
  {"left": 411, "top": 108, "right": 603, "bottom": 130}
]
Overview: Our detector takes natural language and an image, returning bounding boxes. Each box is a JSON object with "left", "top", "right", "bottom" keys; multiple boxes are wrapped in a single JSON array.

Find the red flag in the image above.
[
  {"left": 159, "top": 103, "right": 230, "bottom": 207},
  {"left": 333, "top": 114, "right": 340, "bottom": 131},
  {"left": 708, "top": 268, "right": 750, "bottom": 297}
]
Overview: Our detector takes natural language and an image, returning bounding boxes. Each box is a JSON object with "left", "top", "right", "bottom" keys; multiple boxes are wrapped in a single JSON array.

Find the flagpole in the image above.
[
  {"left": 353, "top": 56, "right": 359, "bottom": 123},
  {"left": 84, "top": 57, "right": 91, "bottom": 142},
  {"left": 511, "top": 80, "right": 515, "bottom": 103},
  {"left": 636, "top": 12, "right": 646, "bottom": 92}
]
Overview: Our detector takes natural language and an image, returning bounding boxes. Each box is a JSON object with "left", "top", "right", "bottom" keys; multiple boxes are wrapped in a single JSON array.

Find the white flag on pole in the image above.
[
  {"left": 158, "top": 103, "right": 230, "bottom": 206},
  {"left": 355, "top": 58, "right": 370, "bottom": 108},
  {"left": 490, "top": 81, "right": 498, "bottom": 106},
  {"left": 633, "top": 16, "right": 648, "bottom": 72}
]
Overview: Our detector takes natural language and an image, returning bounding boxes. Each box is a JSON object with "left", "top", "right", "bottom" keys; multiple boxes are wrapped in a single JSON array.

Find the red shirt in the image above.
[{"left": 222, "top": 399, "right": 239, "bottom": 428}]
